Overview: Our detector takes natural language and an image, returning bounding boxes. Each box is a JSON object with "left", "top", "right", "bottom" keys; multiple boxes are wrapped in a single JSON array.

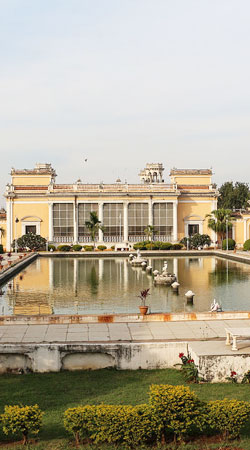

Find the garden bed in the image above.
[{"left": 0, "top": 369, "right": 250, "bottom": 448}]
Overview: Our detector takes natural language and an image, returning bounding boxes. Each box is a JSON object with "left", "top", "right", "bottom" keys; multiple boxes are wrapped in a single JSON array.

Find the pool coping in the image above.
[{"left": 1, "top": 310, "right": 250, "bottom": 325}]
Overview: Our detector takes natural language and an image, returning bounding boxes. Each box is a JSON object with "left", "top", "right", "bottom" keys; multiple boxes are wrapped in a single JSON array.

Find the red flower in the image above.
[
  {"left": 179, "top": 353, "right": 184, "bottom": 358},
  {"left": 187, "top": 359, "right": 194, "bottom": 364},
  {"left": 231, "top": 371, "right": 237, "bottom": 377}
]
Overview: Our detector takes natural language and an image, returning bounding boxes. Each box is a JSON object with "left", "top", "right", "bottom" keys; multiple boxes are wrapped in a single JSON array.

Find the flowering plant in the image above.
[
  {"left": 242, "top": 370, "right": 250, "bottom": 384},
  {"left": 176, "top": 352, "right": 201, "bottom": 383},
  {"left": 226, "top": 370, "right": 238, "bottom": 383},
  {"left": 137, "top": 288, "right": 150, "bottom": 306}
]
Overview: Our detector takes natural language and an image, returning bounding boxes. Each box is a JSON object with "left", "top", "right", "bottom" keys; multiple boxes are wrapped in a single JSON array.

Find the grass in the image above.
[{"left": 0, "top": 368, "right": 250, "bottom": 448}]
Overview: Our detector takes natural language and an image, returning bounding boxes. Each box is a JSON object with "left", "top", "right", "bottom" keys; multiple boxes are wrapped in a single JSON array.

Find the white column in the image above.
[
  {"left": 232, "top": 224, "right": 236, "bottom": 241},
  {"left": 98, "top": 202, "right": 104, "bottom": 242},
  {"left": 73, "top": 202, "right": 78, "bottom": 244},
  {"left": 6, "top": 200, "right": 12, "bottom": 251},
  {"left": 48, "top": 203, "right": 53, "bottom": 242},
  {"left": 244, "top": 219, "right": 247, "bottom": 242},
  {"left": 173, "top": 200, "right": 178, "bottom": 242},
  {"left": 148, "top": 199, "right": 153, "bottom": 226},
  {"left": 123, "top": 202, "right": 128, "bottom": 242}
]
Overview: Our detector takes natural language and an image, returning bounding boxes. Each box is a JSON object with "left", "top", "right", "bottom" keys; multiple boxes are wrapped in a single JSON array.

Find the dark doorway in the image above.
[
  {"left": 25, "top": 225, "right": 36, "bottom": 234},
  {"left": 188, "top": 224, "right": 199, "bottom": 237}
]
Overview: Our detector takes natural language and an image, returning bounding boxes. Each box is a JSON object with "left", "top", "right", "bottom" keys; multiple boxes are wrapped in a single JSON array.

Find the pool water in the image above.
[{"left": 0, "top": 256, "right": 250, "bottom": 315}]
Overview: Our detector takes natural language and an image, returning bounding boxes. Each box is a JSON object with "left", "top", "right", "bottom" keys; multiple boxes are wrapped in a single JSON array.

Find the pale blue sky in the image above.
[{"left": 1, "top": 0, "right": 250, "bottom": 205}]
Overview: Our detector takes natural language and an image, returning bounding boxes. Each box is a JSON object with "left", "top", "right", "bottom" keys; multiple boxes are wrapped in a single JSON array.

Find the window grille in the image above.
[{"left": 53, "top": 203, "right": 74, "bottom": 237}]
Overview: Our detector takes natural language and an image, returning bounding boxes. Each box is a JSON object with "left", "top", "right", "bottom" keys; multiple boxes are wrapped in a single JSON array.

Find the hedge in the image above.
[
  {"left": 84, "top": 245, "right": 94, "bottom": 251},
  {"left": 133, "top": 241, "right": 183, "bottom": 251},
  {"left": 97, "top": 245, "right": 107, "bottom": 251},
  {"left": 64, "top": 385, "right": 250, "bottom": 446},
  {"left": 72, "top": 244, "right": 82, "bottom": 251},
  {"left": 222, "top": 238, "right": 236, "bottom": 250},
  {"left": 57, "top": 245, "right": 71, "bottom": 252},
  {"left": 208, "top": 398, "right": 250, "bottom": 439},
  {"left": 243, "top": 239, "right": 250, "bottom": 251},
  {"left": 64, "top": 404, "right": 156, "bottom": 447},
  {"left": 149, "top": 384, "right": 207, "bottom": 441}
]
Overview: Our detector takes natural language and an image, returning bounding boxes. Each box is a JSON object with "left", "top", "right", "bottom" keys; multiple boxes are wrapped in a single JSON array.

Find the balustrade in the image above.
[{"left": 53, "top": 236, "right": 74, "bottom": 243}]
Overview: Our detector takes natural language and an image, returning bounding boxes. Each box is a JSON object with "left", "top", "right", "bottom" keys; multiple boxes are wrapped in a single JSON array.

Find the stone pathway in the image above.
[{"left": 0, "top": 319, "right": 250, "bottom": 344}]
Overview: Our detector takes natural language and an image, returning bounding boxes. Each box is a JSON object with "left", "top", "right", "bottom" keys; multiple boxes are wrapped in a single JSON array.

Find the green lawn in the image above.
[{"left": 0, "top": 368, "right": 250, "bottom": 449}]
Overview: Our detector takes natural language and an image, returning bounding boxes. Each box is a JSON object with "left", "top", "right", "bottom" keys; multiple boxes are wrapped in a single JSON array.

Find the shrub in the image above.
[
  {"left": 72, "top": 244, "right": 82, "bottom": 252},
  {"left": 133, "top": 242, "right": 147, "bottom": 250},
  {"left": 64, "top": 404, "right": 156, "bottom": 447},
  {"left": 1, "top": 404, "right": 43, "bottom": 445},
  {"left": 208, "top": 398, "right": 250, "bottom": 439},
  {"left": 149, "top": 384, "right": 207, "bottom": 441},
  {"left": 152, "top": 241, "right": 162, "bottom": 249},
  {"left": 180, "top": 237, "right": 190, "bottom": 248},
  {"left": 97, "top": 245, "right": 107, "bottom": 251},
  {"left": 48, "top": 244, "right": 56, "bottom": 252},
  {"left": 12, "top": 234, "right": 47, "bottom": 251},
  {"left": 191, "top": 233, "right": 211, "bottom": 249},
  {"left": 145, "top": 243, "right": 158, "bottom": 250},
  {"left": 171, "top": 243, "right": 183, "bottom": 250},
  {"left": 64, "top": 405, "right": 96, "bottom": 445},
  {"left": 84, "top": 245, "right": 94, "bottom": 251},
  {"left": 222, "top": 238, "right": 236, "bottom": 250},
  {"left": 243, "top": 239, "right": 250, "bottom": 251},
  {"left": 0, "top": 244, "right": 3, "bottom": 254},
  {"left": 111, "top": 245, "right": 115, "bottom": 250},
  {"left": 160, "top": 242, "right": 172, "bottom": 250},
  {"left": 57, "top": 245, "right": 71, "bottom": 252}
]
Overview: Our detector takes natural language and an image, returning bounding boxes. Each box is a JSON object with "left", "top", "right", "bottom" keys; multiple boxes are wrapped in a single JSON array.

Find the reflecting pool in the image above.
[{"left": 0, "top": 256, "right": 250, "bottom": 315}]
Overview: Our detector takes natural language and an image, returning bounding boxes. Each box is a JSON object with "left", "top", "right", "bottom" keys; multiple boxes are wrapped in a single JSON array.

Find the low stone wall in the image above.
[
  {"left": 1, "top": 340, "right": 250, "bottom": 381},
  {"left": 0, "top": 341, "right": 187, "bottom": 373},
  {"left": 0, "top": 253, "right": 38, "bottom": 286}
]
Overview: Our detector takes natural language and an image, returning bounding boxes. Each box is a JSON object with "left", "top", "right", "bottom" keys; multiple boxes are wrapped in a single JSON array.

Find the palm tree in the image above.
[
  {"left": 144, "top": 225, "right": 156, "bottom": 249},
  {"left": 85, "top": 211, "right": 104, "bottom": 249},
  {"left": 206, "top": 209, "right": 234, "bottom": 247}
]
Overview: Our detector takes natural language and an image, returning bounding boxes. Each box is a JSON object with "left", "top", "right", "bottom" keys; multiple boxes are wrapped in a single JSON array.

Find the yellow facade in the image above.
[{"left": 1, "top": 164, "right": 224, "bottom": 250}]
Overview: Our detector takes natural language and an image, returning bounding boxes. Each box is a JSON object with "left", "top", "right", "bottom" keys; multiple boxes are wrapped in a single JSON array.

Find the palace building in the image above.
[{"left": 1, "top": 163, "right": 221, "bottom": 251}]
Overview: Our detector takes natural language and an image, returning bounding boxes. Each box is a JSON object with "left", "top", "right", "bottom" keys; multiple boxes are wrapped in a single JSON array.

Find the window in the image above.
[
  {"left": 128, "top": 203, "right": 149, "bottom": 236},
  {"left": 25, "top": 225, "right": 36, "bottom": 234},
  {"left": 78, "top": 203, "right": 98, "bottom": 237},
  {"left": 153, "top": 203, "right": 173, "bottom": 239},
  {"left": 188, "top": 224, "right": 199, "bottom": 237},
  {"left": 53, "top": 203, "right": 74, "bottom": 237},
  {"left": 103, "top": 204, "right": 123, "bottom": 237}
]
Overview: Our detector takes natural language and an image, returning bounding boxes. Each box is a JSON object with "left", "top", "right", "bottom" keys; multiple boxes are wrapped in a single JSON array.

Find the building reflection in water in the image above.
[{"left": 1, "top": 256, "right": 250, "bottom": 316}]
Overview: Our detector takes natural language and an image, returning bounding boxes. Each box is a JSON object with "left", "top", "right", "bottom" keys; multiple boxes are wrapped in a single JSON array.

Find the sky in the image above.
[{"left": 1, "top": 0, "right": 250, "bottom": 206}]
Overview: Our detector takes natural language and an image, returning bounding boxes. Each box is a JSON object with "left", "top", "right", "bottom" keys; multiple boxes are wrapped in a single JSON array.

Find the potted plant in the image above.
[{"left": 138, "top": 288, "right": 150, "bottom": 315}]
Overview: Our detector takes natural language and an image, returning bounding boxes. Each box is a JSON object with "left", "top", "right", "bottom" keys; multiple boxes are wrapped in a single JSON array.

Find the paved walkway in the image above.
[{"left": 0, "top": 319, "right": 250, "bottom": 343}]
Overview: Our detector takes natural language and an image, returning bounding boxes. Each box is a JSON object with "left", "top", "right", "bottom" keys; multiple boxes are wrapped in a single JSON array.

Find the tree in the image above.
[
  {"left": 0, "top": 227, "right": 5, "bottom": 237},
  {"left": 85, "top": 211, "right": 104, "bottom": 249},
  {"left": 144, "top": 225, "right": 156, "bottom": 249},
  {"left": 206, "top": 209, "right": 234, "bottom": 246},
  {"left": 12, "top": 233, "right": 47, "bottom": 251},
  {"left": 218, "top": 182, "right": 250, "bottom": 210}
]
